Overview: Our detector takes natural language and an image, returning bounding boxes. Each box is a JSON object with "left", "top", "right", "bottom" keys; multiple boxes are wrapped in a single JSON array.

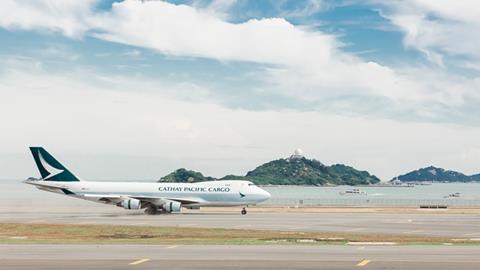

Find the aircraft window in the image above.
[{"left": 248, "top": 183, "right": 255, "bottom": 186}]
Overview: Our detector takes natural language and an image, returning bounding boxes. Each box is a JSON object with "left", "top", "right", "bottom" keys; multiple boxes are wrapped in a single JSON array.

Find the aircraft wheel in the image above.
[
  {"left": 145, "top": 205, "right": 158, "bottom": 215},
  {"left": 241, "top": 208, "right": 247, "bottom": 215}
]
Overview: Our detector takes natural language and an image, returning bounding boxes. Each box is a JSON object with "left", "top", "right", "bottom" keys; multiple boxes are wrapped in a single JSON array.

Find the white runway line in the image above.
[
  {"left": 462, "top": 232, "right": 480, "bottom": 236},
  {"left": 181, "top": 223, "right": 197, "bottom": 226},
  {"left": 345, "top": 228, "right": 365, "bottom": 232},
  {"left": 26, "top": 220, "right": 46, "bottom": 223},
  {"left": 232, "top": 224, "right": 252, "bottom": 228},
  {"left": 289, "top": 226, "right": 307, "bottom": 230},
  {"left": 402, "top": 230, "right": 424, "bottom": 234}
]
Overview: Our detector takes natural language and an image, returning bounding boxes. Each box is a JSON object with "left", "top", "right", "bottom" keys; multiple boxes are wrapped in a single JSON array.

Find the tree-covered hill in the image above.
[
  {"left": 159, "top": 168, "right": 214, "bottom": 183},
  {"left": 391, "top": 166, "right": 474, "bottom": 182},
  {"left": 159, "top": 156, "right": 381, "bottom": 185},
  {"left": 470, "top": 173, "right": 480, "bottom": 181},
  {"left": 243, "top": 157, "right": 380, "bottom": 185}
]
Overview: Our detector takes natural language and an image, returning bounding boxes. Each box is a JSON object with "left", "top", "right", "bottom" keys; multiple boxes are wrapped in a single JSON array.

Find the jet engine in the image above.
[
  {"left": 162, "top": 200, "right": 181, "bottom": 213},
  {"left": 121, "top": 198, "right": 141, "bottom": 210}
]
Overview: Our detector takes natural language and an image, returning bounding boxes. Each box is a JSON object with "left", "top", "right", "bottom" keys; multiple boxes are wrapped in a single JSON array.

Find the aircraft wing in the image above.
[
  {"left": 24, "top": 180, "right": 202, "bottom": 205},
  {"left": 82, "top": 193, "right": 201, "bottom": 205}
]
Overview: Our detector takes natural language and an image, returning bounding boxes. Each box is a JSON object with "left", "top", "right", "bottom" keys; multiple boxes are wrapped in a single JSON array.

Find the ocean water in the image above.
[
  {"left": 263, "top": 183, "right": 480, "bottom": 206},
  {"left": 2, "top": 179, "right": 480, "bottom": 209}
]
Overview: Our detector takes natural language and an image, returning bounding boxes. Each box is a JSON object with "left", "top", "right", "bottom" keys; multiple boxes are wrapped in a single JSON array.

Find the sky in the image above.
[{"left": 1, "top": 0, "right": 480, "bottom": 181}]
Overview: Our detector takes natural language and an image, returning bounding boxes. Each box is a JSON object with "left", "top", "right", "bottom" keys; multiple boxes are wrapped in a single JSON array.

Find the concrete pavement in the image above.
[
  {"left": 2, "top": 211, "right": 480, "bottom": 238},
  {"left": 1, "top": 244, "right": 479, "bottom": 270}
]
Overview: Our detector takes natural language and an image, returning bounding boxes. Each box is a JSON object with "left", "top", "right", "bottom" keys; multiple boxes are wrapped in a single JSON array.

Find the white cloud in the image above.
[
  {"left": 278, "top": 0, "right": 327, "bottom": 18},
  {"left": 89, "top": 1, "right": 337, "bottom": 66},
  {"left": 202, "top": 0, "right": 238, "bottom": 19},
  {"left": 83, "top": 1, "right": 478, "bottom": 122},
  {"left": 374, "top": 0, "right": 480, "bottom": 65},
  {"left": 0, "top": 1, "right": 479, "bottom": 126},
  {"left": 0, "top": 0, "right": 97, "bottom": 37}
]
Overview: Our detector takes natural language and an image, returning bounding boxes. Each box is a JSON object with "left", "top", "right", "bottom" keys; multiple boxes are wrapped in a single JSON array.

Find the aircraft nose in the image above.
[{"left": 261, "top": 189, "right": 271, "bottom": 200}]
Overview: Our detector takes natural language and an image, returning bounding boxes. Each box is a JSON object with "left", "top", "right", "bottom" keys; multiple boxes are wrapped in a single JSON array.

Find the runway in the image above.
[
  {"left": 1, "top": 244, "right": 479, "bottom": 270},
  {"left": 2, "top": 210, "right": 480, "bottom": 238}
]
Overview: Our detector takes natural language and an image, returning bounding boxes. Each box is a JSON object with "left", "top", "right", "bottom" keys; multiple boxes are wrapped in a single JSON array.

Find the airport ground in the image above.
[
  {"left": 2, "top": 206, "right": 480, "bottom": 269},
  {"left": 1, "top": 244, "right": 480, "bottom": 270},
  {"left": 2, "top": 206, "right": 480, "bottom": 238}
]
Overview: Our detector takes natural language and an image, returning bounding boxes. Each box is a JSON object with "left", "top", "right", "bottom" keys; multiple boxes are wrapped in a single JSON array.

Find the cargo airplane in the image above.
[{"left": 24, "top": 147, "right": 270, "bottom": 215}]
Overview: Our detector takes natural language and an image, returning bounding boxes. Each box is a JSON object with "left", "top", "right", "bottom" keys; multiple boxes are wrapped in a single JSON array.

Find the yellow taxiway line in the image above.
[
  {"left": 357, "top": 259, "right": 371, "bottom": 267},
  {"left": 129, "top": 258, "right": 150, "bottom": 265}
]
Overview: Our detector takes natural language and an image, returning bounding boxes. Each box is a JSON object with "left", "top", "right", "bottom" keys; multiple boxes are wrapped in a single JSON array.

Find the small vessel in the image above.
[
  {"left": 443, "top": 192, "right": 460, "bottom": 198},
  {"left": 339, "top": 188, "right": 367, "bottom": 195}
]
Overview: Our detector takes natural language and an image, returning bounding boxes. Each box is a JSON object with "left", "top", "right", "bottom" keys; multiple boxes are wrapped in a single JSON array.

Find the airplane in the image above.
[{"left": 24, "top": 147, "right": 271, "bottom": 215}]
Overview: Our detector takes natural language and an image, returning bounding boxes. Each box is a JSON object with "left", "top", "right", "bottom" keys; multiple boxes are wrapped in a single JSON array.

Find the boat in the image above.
[
  {"left": 339, "top": 188, "right": 367, "bottom": 195},
  {"left": 443, "top": 192, "right": 460, "bottom": 198}
]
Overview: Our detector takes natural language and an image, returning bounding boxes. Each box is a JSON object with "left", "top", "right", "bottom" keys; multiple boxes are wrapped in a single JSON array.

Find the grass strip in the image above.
[{"left": 0, "top": 223, "right": 476, "bottom": 245}]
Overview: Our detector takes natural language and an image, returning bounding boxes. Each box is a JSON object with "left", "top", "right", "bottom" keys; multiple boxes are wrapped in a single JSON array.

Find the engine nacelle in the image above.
[
  {"left": 121, "top": 198, "right": 141, "bottom": 210},
  {"left": 163, "top": 200, "right": 181, "bottom": 213}
]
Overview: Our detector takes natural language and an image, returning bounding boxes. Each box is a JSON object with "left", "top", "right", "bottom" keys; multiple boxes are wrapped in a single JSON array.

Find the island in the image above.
[
  {"left": 391, "top": 166, "right": 480, "bottom": 183},
  {"left": 159, "top": 150, "right": 380, "bottom": 186}
]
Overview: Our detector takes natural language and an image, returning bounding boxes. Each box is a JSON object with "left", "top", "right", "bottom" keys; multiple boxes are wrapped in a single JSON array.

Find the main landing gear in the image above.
[
  {"left": 145, "top": 205, "right": 158, "bottom": 215},
  {"left": 241, "top": 207, "right": 247, "bottom": 215}
]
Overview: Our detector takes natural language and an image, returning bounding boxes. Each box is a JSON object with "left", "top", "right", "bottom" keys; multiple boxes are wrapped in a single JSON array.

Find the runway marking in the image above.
[
  {"left": 77, "top": 221, "right": 94, "bottom": 225},
  {"left": 26, "top": 220, "right": 46, "bottom": 224},
  {"left": 402, "top": 230, "right": 424, "bottom": 234},
  {"left": 348, "top": 242, "right": 397, "bottom": 246},
  {"left": 356, "top": 259, "right": 371, "bottom": 267},
  {"left": 167, "top": 245, "right": 178, "bottom": 249},
  {"left": 345, "top": 228, "right": 365, "bottom": 232},
  {"left": 129, "top": 258, "right": 150, "bottom": 265},
  {"left": 463, "top": 232, "right": 480, "bottom": 236},
  {"left": 289, "top": 226, "right": 307, "bottom": 230},
  {"left": 233, "top": 225, "right": 252, "bottom": 228}
]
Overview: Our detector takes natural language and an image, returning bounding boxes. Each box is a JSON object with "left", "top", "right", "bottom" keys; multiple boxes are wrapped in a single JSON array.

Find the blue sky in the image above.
[{"left": 0, "top": 0, "right": 479, "bottom": 180}]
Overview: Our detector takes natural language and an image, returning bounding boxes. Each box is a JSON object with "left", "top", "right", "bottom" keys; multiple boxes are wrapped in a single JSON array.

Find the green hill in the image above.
[
  {"left": 392, "top": 166, "right": 477, "bottom": 182},
  {"left": 242, "top": 157, "right": 380, "bottom": 185},
  {"left": 159, "top": 168, "right": 214, "bottom": 183},
  {"left": 159, "top": 156, "right": 381, "bottom": 186}
]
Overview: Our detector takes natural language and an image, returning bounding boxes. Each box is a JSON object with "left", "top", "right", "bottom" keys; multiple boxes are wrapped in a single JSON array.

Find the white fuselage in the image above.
[{"left": 27, "top": 179, "right": 271, "bottom": 207}]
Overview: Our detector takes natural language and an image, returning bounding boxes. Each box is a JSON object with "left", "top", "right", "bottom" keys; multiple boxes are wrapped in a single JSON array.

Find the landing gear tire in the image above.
[
  {"left": 241, "top": 208, "right": 247, "bottom": 215},
  {"left": 145, "top": 205, "right": 158, "bottom": 215}
]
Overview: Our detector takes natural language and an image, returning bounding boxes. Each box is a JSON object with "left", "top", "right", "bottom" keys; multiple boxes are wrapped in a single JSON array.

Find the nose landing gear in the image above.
[{"left": 241, "top": 207, "right": 247, "bottom": 215}]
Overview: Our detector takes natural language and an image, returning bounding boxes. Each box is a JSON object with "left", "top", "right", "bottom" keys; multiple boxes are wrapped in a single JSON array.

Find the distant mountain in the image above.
[
  {"left": 159, "top": 155, "right": 381, "bottom": 186},
  {"left": 392, "top": 166, "right": 477, "bottom": 182},
  {"left": 159, "top": 168, "right": 214, "bottom": 183},
  {"left": 470, "top": 174, "right": 480, "bottom": 181}
]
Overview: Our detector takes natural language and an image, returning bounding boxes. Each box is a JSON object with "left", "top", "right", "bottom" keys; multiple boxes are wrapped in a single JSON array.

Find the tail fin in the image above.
[{"left": 29, "top": 147, "right": 80, "bottom": 182}]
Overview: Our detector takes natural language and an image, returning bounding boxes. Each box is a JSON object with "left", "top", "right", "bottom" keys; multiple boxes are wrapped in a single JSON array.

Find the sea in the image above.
[{"left": 2, "top": 179, "right": 480, "bottom": 209}]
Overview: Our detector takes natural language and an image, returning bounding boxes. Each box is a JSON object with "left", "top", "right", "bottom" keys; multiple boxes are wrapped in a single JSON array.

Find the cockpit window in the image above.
[{"left": 248, "top": 183, "right": 255, "bottom": 186}]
